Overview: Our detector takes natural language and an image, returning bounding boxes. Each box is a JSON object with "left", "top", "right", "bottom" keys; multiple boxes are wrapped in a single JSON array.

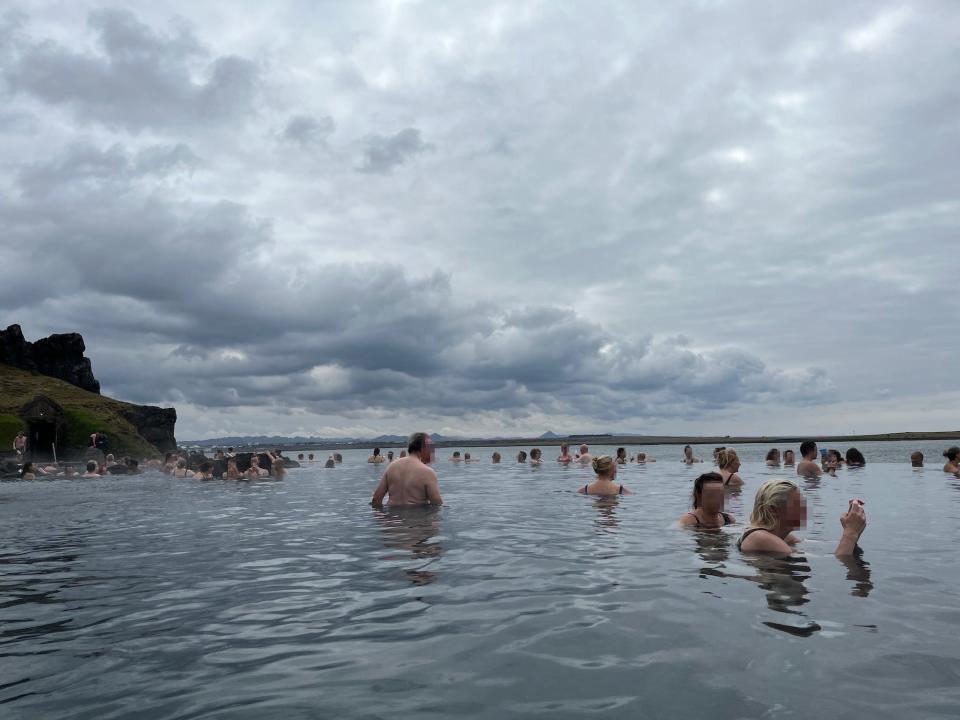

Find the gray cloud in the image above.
[
  {"left": 358, "top": 128, "right": 431, "bottom": 174},
  {"left": 281, "top": 114, "right": 335, "bottom": 146},
  {"left": 1, "top": 2, "right": 957, "bottom": 439},
  {"left": 2, "top": 8, "right": 258, "bottom": 131}
]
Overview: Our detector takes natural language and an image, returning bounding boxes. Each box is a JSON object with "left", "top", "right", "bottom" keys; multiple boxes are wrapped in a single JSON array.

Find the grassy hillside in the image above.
[{"left": 0, "top": 364, "right": 161, "bottom": 458}]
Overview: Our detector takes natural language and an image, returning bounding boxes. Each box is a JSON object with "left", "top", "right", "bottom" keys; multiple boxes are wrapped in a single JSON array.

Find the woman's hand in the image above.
[{"left": 840, "top": 499, "right": 867, "bottom": 536}]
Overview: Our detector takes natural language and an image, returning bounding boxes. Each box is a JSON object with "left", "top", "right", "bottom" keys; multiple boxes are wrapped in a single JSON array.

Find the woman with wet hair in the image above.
[
  {"left": 765, "top": 448, "right": 781, "bottom": 466},
  {"left": 517, "top": 450, "right": 528, "bottom": 463},
  {"left": 616, "top": 447, "right": 628, "bottom": 465},
  {"left": 529, "top": 448, "right": 542, "bottom": 466},
  {"left": 491, "top": 452, "right": 501, "bottom": 464},
  {"left": 716, "top": 448, "right": 744, "bottom": 488},
  {"left": 578, "top": 456, "right": 631, "bottom": 496},
  {"left": 845, "top": 448, "right": 865, "bottom": 467},
  {"left": 942, "top": 447, "right": 959, "bottom": 474},
  {"left": 682, "top": 445, "right": 701, "bottom": 464},
  {"left": 738, "top": 479, "right": 866, "bottom": 556},
  {"left": 679, "top": 472, "right": 735, "bottom": 528}
]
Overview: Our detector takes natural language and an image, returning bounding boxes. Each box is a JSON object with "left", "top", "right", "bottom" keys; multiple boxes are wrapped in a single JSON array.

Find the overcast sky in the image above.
[{"left": 1, "top": 1, "right": 958, "bottom": 440}]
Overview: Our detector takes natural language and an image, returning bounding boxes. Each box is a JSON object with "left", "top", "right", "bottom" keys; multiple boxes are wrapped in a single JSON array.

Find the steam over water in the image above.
[{"left": 2, "top": 440, "right": 960, "bottom": 718}]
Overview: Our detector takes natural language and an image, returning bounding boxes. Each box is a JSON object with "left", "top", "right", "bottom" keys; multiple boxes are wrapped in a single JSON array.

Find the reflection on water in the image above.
[
  {"left": 591, "top": 496, "right": 621, "bottom": 533},
  {"left": 839, "top": 551, "right": 873, "bottom": 598},
  {"left": 692, "top": 530, "right": 732, "bottom": 579},
  {"left": 373, "top": 506, "right": 443, "bottom": 586}
]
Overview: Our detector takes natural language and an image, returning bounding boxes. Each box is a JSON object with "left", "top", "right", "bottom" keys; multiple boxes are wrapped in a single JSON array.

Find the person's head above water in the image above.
[
  {"left": 372, "top": 447, "right": 381, "bottom": 457},
  {"left": 592, "top": 455, "right": 616, "bottom": 478},
  {"left": 845, "top": 448, "right": 865, "bottom": 466},
  {"left": 579, "top": 444, "right": 589, "bottom": 455},
  {"left": 407, "top": 432, "right": 433, "bottom": 464},
  {"left": 749, "top": 479, "right": 805, "bottom": 531},
  {"left": 616, "top": 447, "right": 626, "bottom": 459},
  {"left": 765, "top": 448, "right": 780, "bottom": 463},
  {"left": 492, "top": 452, "right": 501, "bottom": 463},
  {"left": 684, "top": 445, "right": 694, "bottom": 458},
  {"left": 716, "top": 448, "right": 739, "bottom": 471},
  {"left": 692, "top": 472, "right": 726, "bottom": 512},
  {"left": 799, "top": 440, "right": 818, "bottom": 460},
  {"left": 911, "top": 451, "right": 924, "bottom": 467},
  {"left": 783, "top": 449, "right": 795, "bottom": 463},
  {"left": 517, "top": 450, "right": 527, "bottom": 462},
  {"left": 943, "top": 446, "right": 960, "bottom": 462}
]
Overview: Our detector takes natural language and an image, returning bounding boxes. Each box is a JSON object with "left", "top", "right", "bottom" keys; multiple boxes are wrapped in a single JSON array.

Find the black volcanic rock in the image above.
[
  {"left": 121, "top": 406, "right": 178, "bottom": 454},
  {"left": 0, "top": 324, "right": 101, "bottom": 394}
]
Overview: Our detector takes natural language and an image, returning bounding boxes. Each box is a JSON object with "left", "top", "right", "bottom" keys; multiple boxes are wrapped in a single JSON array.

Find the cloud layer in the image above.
[{"left": 1, "top": 2, "right": 957, "bottom": 439}]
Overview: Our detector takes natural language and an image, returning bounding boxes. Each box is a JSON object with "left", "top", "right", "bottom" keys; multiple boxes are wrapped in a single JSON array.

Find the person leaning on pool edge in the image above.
[
  {"left": 738, "top": 479, "right": 866, "bottom": 556},
  {"left": 371, "top": 432, "right": 442, "bottom": 507}
]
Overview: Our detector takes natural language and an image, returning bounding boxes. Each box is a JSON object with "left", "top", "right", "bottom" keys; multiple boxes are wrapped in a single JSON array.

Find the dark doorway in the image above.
[{"left": 29, "top": 421, "right": 57, "bottom": 462}]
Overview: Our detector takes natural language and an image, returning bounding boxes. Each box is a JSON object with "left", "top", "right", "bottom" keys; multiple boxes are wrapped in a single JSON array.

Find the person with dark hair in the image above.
[
  {"left": 126, "top": 458, "right": 142, "bottom": 475},
  {"left": 783, "top": 449, "right": 796, "bottom": 466},
  {"left": 845, "top": 448, "right": 866, "bottom": 467},
  {"left": 578, "top": 456, "right": 631, "bottom": 496},
  {"left": 682, "top": 445, "right": 701, "bottom": 464},
  {"left": 492, "top": 452, "right": 501, "bottom": 464},
  {"left": 557, "top": 444, "right": 573, "bottom": 464},
  {"left": 83, "top": 460, "right": 100, "bottom": 478},
  {"left": 368, "top": 447, "right": 385, "bottom": 464},
  {"left": 387, "top": 450, "right": 395, "bottom": 462},
  {"left": 324, "top": 455, "right": 336, "bottom": 468},
  {"left": 371, "top": 432, "right": 442, "bottom": 507},
  {"left": 307, "top": 453, "right": 314, "bottom": 462},
  {"left": 765, "top": 448, "right": 781, "bottom": 466},
  {"left": 193, "top": 461, "right": 214, "bottom": 480},
  {"left": 797, "top": 441, "right": 822, "bottom": 478},
  {"left": 823, "top": 449, "right": 843, "bottom": 473},
  {"left": 616, "top": 447, "right": 628, "bottom": 465},
  {"left": 679, "top": 472, "right": 736, "bottom": 528},
  {"left": 517, "top": 450, "right": 528, "bottom": 463},
  {"left": 450, "top": 451, "right": 462, "bottom": 463},
  {"left": 334, "top": 453, "right": 343, "bottom": 463},
  {"left": 529, "top": 448, "right": 542, "bottom": 466},
  {"left": 910, "top": 451, "right": 924, "bottom": 468},
  {"left": 943, "top": 447, "right": 960, "bottom": 474}
]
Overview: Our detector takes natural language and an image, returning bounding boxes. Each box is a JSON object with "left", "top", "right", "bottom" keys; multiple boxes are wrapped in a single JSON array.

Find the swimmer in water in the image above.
[
  {"left": 635, "top": 452, "right": 656, "bottom": 463},
  {"left": 492, "top": 452, "right": 501, "bottom": 464},
  {"left": 682, "top": 445, "right": 701, "bottom": 464},
  {"left": 325, "top": 455, "right": 336, "bottom": 468},
  {"left": 271, "top": 459, "right": 285, "bottom": 479},
  {"left": 738, "top": 479, "right": 866, "bottom": 556},
  {"left": 224, "top": 459, "right": 242, "bottom": 480},
  {"left": 387, "top": 450, "right": 395, "bottom": 462},
  {"left": 82, "top": 460, "right": 100, "bottom": 478},
  {"left": 463, "top": 452, "right": 471, "bottom": 463},
  {"left": 371, "top": 432, "right": 442, "bottom": 507},
  {"left": 193, "top": 461, "right": 214, "bottom": 480},
  {"left": 517, "top": 450, "right": 528, "bottom": 463},
  {"left": 576, "top": 444, "right": 593, "bottom": 465},
  {"left": 450, "top": 451, "right": 462, "bottom": 463},
  {"left": 910, "top": 451, "right": 924, "bottom": 467},
  {"left": 845, "top": 448, "right": 865, "bottom": 467},
  {"left": 716, "top": 448, "right": 744, "bottom": 488},
  {"left": 578, "top": 455, "right": 631, "bottom": 496},
  {"left": 796, "top": 440, "right": 822, "bottom": 478},
  {"left": 334, "top": 453, "right": 343, "bottom": 464},
  {"left": 944, "top": 447, "right": 960, "bottom": 473},
  {"left": 557, "top": 444, "right": 573, "bottom": 464},
  {"left": 172, "top": 459, "right": 191, "bottom": 478},
  {"left": 368, "top": 448, "right": 386, "bottom": 464},
  {"left": 783, "top": 449, "right": 796, "bottom": 466},
  {"left": 529, "top": 448, "right": 542, "bottom": 466},
  {"left": 765, "top": 448, "right": 781, "bottom": 467},
  {"left": 616, "top": 447, "right": 628, "bottom": 465},
  {"left": 308, "top": 453, "right": 314, "bottom": 462},
  {"left": 678, "top": 472, "right": 736, "bottom": 528}
]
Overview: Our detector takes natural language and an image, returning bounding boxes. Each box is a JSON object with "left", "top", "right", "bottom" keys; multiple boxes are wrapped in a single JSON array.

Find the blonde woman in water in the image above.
[{"left": 578, "top": 456, "right": 631, "bottom": 496}]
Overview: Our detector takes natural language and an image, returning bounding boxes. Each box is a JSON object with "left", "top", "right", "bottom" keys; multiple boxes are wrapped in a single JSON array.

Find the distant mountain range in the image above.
[{"left": 183, "top": 430, "right": 575, "bottom": 447}]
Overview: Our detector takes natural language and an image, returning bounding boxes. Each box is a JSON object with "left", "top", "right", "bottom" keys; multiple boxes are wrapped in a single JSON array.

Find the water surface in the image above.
[{"left": 2, "top": 440, "right": 960, "bottom": 718}]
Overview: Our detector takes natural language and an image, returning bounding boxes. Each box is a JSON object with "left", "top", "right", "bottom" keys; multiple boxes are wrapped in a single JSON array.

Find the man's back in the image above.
[
  {"left": 797, "top": 458, "right": 822, "bottom": 477},
  {"left": 373, "top": 456, "right": 442, "bottom": 506}
]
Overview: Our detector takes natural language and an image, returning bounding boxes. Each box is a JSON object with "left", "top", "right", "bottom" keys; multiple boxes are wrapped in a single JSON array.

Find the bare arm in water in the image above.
[
  {"left": 834, "top": 500, "right": 866, "bottom": 557},
  {"left": 371, "top": 475, "right": 389, "bottom": 507}
]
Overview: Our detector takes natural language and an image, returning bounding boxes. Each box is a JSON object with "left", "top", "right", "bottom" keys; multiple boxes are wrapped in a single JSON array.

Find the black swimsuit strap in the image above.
[{"left": 619, "top": 484, "right": 624, "bottom": 495}]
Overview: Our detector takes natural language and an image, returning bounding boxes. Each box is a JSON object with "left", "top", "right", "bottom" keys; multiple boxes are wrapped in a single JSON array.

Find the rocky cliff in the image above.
[{"left": 0, "top": 324, "right": 101, "bottom": 394}]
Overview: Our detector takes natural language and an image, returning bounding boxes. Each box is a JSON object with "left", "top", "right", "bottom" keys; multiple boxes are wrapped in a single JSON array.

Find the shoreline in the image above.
[{"left": 222, "top": 430, "right": 960, "bottom": 454}]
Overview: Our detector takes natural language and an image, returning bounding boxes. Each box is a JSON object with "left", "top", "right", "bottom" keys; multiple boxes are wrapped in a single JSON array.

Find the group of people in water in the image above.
[{"left": 370, "top": 434, "right": 960, "bottom": 559}]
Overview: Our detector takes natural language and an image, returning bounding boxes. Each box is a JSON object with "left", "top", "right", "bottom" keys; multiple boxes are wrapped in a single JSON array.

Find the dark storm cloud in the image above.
[
  {"left": 3, "top": 8, "right": 258, "bottom": 131},
  {"left": 358, "top": 128, "right": 431, "bottom": 174}
]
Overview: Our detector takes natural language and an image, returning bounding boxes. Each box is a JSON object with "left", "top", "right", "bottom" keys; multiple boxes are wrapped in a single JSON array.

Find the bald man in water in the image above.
[
  {"left": 371, "top": 432, "right": 443, "bottom": 507},
  {"left": 577, "top": 444, "right": 593, "bottom": 465}
]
